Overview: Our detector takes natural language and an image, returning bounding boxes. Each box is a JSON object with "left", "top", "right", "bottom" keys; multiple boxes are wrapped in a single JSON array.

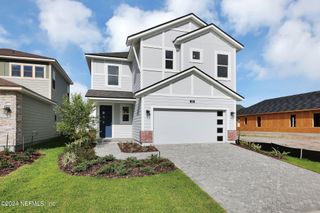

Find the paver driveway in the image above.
[{"left": 156, "top": 143, "right": 320, "bottom": 213}]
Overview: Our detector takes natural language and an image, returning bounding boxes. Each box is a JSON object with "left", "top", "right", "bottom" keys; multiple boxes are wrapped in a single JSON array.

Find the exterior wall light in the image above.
[
  {"left": 3, "top": 105, "right": 12, "bottom": 115},
  {"left": 146, "top": 110, "right": 151, "bottom": 118},
  {"left": 231, "top": 111, "right": 235, "bottom": 118}
]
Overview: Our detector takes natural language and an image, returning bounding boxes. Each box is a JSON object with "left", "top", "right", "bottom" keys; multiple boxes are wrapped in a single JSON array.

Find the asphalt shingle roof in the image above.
[
  {"left": 85, "top": 90, "right": 134, "bottom": 99},
  {"left": 0, "top": 48, "right": 53, "bottom": 60},
  {"left": 238, "top": 91, "right": 320, "bottom": 116},
  {"left": 86, "top": 52, "right": 129, "bottom": 58}
]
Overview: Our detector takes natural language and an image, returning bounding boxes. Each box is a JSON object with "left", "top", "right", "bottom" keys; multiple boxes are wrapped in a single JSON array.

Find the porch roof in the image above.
[{"left": 85, "top": 90, "right": 135, "bottom": 101}]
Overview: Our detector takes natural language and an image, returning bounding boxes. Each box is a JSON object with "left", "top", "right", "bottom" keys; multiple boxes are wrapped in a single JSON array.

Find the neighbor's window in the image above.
[
  {"left": 257, "top": 116, "right": 261, "bottom": 127},
  {"left": 314, "top": 113, "right": 320, "bottom": 127},
  {"left": 23, "top": 65, "right": 33, "bottom": 77},
  {"left": 244, "top": 117, "right": 248, "bottom": 125},
  {"left": 290, "top": 115, "right": 296, "bottom": 127},
  {"left": 35, "top": 66, "right": 44, "bottom": 78},
  {"left": 217, "top": 53, "right": 228, "bottom": 78},
  {"left": 52, "top": 70, "right": 56, "bottom": 90},
  {"left": 11, "top": 64, "right": 21, "bottom": 77},
  {"left": 107, "top": 65, "right": 119, "bottom": 86},
  {"left": 165, "top": 50, "right": 173, "bottom": 70},
  {"left": 121, "top": 106, "right": 130, "bottom": 123}
]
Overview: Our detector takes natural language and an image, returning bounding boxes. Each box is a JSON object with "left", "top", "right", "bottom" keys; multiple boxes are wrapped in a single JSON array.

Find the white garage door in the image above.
[{"left": 153, "top": 109, "right": 225, "bottom": 144}]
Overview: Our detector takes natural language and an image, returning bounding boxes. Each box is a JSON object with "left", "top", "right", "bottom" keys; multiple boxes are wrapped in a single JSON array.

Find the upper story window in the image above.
[
  {"left": 35, "top": 66, "right": 44, "bottom": 78},
  {"left": 11, "top": 64, "right": 21, "bottom": 77},
  {"left": 107, "top": 65, "right": 119, "bottom": 86},
  {"left": 10, "top": 63, "right": 45, "bottom": 78},
  {"left": 216, "top": 53, "right": 229, "bottom": 79},
  {"left": 190, "top": 48, "right": 202, "bottom": 63},
  {"left": 52, "top": 70, "right": 56, "bottom": 90},
  {"left": 23, "top": 65, "right": 33, "bottom": 77},
  {"left": 165, "top": 50, "right": 174, "bottom": 70},
  {"left": 121, "top": 105, "right": 131, "bottom": 123}
]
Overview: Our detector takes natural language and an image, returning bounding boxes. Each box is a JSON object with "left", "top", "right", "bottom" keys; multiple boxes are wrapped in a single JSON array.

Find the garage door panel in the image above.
[{"left": 154, "top": 109, "right": 223, "bottom": 144}]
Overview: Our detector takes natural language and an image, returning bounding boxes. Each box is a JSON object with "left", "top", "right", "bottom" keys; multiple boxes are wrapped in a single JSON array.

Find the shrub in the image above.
[
  {"left": 61, "top": 152, "right": 77, "bottom": 167},
  {"left": 98, "top": 155, "right": 115, "bottom": 163},
  {"left": 75, "top": 147, "right": 96, "bottom": 163},
  {"left": 98, "top": 163, "right": 117, "bottom": 175},
  {"left": 140, "top": 166, "right": 155, "bottom": 175},
  {"left": 125, "top": 157, "right": 142, "bottom": 167},
  {"left": 146, "top": 154, "right": 160, "bottom": 164},
  {"left": 98, "top": 162, "right": 130, "bottom": 176},
  {"left": 249, "top": 143, "right": 262, "bottom": 152},
  {"left": 12, "top": 154, "right": 29, "bottom": 162},
  {"left": 159, "top": 160, "right": 174, "bottom": 169},
  {"left": 3, "top": 147, "right": 11, "bottom": 156},
  {"left": 0, "top": 159, "right": 12, "bottom": 169},
  {"left": 64, "top": 138, "right": 96, "bottom": 164},
  {"left": 270, "top": 147, "right": 290, "bottom": 159},
  {"left": 73, "top": 162, "right": 89, "bottom": 172}
]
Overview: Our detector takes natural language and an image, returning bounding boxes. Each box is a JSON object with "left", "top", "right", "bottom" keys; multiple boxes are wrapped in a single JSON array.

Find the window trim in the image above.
[
  {"left": 164, "top": 48, "right": 175, "bottom": 71},
  {"left": 9, "top": 63, "right": 46, "bottom": 79},
  {"left": 106, "top": 63, "right": 121, "bottom": 87},
  {"left": 120, "top": 104, "right": 131, "bottom": 124},
  {"left": 313, "top": 113, "right": 320, "bottom": 128},
  {"left": 215, "top": 51, "right": 231, "bottom": 81},
  {"left": 190, "top": 48, "right": 203, "bottom": 63}
]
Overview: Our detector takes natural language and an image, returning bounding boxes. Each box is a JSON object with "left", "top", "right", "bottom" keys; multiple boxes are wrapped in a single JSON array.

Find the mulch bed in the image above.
[
  {"left": 0, "top": 151, "right": 42, "bottom": 176},
  {"left": 59, "top": 155, "right": 176, "bottom": 179},
  {"left": 118, "top": 143, "right": 158, "bottom": 153}
]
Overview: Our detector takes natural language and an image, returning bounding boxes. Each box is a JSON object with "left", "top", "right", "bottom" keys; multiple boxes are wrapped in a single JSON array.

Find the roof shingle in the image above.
[
  {"left": 0, "top": 48, "right": 53, "bottom": 60},
  {"left": 238, "top": 91, "right": 320, "bottom": 116},
  {"left": 86, "top": 52, "right": 129, "bottom": 58},
  {"left": 85, "top": 90, "right": 134, "bottom": 99}
]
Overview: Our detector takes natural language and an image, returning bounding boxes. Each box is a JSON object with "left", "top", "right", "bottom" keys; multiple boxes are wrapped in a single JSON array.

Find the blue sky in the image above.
[{"left": 0, "top": 0, "right": 319, "bottom": 107}]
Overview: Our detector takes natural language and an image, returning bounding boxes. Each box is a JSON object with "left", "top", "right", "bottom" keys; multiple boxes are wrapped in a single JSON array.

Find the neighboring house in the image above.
[
  {"left": 85, "top": 13, "right": 244, "bottom": 144},
  {"left": 0, "top": 48, "right": 73, "bottom": 150},
  {"left": 237, "top": 91, "right": 320, "bottom": 133}
]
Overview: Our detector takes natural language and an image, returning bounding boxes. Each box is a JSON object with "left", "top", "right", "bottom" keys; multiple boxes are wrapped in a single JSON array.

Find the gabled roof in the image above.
[
  {"left": 85, "top": 51, "right": 129, "bottom": 59},
  {"left": 173, "top": 24, "right": 244, "bottom": 51},
  {"left": 0, "top": 48, "right": 73, "bottom": 84},
  {"left": 238, "top": 91, "right": 320, "bottom": 116},
  {"left": 0, "top": 78, "right": 56, "bottom": 105},
  {"left": 0, "top": 48, "right": 53, "bottom": 60},
  {"left": 126, "top": 13, "right": 207, "bottom": 46},
  {"left": 85, "top": 90, "right": 135, "bottom": 100},
  {"left": 135, "top": 66, "right": 244, "bottom": 101}
]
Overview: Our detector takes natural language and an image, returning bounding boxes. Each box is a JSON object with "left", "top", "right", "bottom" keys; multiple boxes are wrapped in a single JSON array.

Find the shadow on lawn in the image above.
[{"left": 32, "top": 136, "right": 69, "bottom": 150}]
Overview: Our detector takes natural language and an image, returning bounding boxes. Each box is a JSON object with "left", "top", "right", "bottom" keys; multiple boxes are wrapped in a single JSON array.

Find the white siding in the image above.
[
  {"left": 91, "top": 59, "right": 132, "bottom": 91},
  {"left": 113, "top": 103, "right": 133, "bottom": 138},
  {"left": 21, "top": 95, "right": 57, "bottom": 144},
  {"left": 131, "top": 59, "right": 140, "bottom": 92}
]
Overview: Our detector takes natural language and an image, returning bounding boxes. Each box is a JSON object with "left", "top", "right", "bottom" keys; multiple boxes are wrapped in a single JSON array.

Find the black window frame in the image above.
[
  {"left": 217, "top": 119, "right": 223, "bottom": 125},
  {"left": 217, "top": 136, "right": 223, "bottom": 141},
  {"left": 165, "top": 50, "right": 174, "bottom": 70},
  {"left": 11, "top": 64, "right": 21, "bottom": 77},
  {"left": 52, "top": 70, "right": 56, "bottom": 90},
  {"left": 217, "top": 111, "right": 223, "bottom": 116},
  {"left": 217, "top": 53, "right": 228, "bottom": 78}
]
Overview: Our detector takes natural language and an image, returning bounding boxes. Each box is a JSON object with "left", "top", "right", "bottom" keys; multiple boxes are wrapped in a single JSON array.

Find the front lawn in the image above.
[
  {"left": 0, "top": 139, "right": 224, "bottom": 212},
  {"left": 284, "top": 156, "right": 320, "bottom": 174}
]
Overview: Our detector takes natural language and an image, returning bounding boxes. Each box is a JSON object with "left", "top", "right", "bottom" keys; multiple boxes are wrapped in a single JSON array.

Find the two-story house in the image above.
[
  {"left": 0, "top": 48, "right": 73, "bottom": 150},
  {"left": 85, "top": 13, "right": 244, "bottom": 144}
]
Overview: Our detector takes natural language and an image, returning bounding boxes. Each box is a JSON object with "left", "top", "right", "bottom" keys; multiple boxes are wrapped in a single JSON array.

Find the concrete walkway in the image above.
[
  {"left": 240, "top": 131, "right": 320, "bottom": 151},
  {"left": 95, "top": 142, "right": 159, "bottom": 159},
  {"left": 157, "top": 143, "right": 320, "bottom": 213}
]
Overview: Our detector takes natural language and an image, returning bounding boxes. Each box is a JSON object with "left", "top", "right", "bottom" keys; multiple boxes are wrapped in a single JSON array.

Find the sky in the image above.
[{"left": 0, "top": 0, "right": 319, "bottom": 107}]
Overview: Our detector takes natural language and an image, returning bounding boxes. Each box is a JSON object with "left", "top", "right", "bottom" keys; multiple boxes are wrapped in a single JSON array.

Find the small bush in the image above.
[
  {"left": 24, "top": 148, "right": 35, "bottom": 155},
  {"left": 12, "top": 154, "right": 29, "bottom": 162},
  {"left": 125, "top": 157, "right": 142, "bottom": 167},
  {"left": 0, "top": 159, "right": 12, "bottom": 169},
  {"left": 73, "top": 162, "right": 89, "bottom": 172},
  {"left": 98, "top": 155, "right": 115, "bottom": 163},
  {"left": 62, "top": 152, "right": 77, "bottom": 167},
  {"left": 159, "top": 161, "right": 174, "bottom": 169},
  {"left": 146, "top": 154, "right": 160, "bottom": 164},
  {"left": 140, "top": 166, "right": 155, "bottom": 175},
  {"left": 3, "top": 147, "right": 11, "bottom": 156},
  {"left": 98, "top": 163, "right": 117, "bottom": 174},
  {"left": 270, "top": 147, "right": 290, "bottom": 159},
  {"left": 98, "top": 162, "right": 130, "bottom": 176},
  {"left": 250, "top": 143, "right": 261, "bottom": 152}
]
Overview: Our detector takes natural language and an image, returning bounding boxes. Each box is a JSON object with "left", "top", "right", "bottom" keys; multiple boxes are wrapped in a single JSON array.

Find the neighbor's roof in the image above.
[
  {"left": 0, "top": 48, "right": 73, "bottom": 84},
  {"left": 0, "top": 78, "right": 56, "bottom": 105},
  {"left": 85, "top": 90, "right": 135, "bottom": 100},
  {"left": 85, "top": 52, "right": 129, "bottom": 59},
  {"left": 238, "top": 91, "right": 320, "bottom": 116},
  {"left": 0, "top": 48, "right": 53, "bottom": 60}
]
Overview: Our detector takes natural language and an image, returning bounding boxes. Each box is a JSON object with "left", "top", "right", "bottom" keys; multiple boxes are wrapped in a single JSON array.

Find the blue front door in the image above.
[{"left": 100, "top": 105, "right": 112, "bottom": 138}]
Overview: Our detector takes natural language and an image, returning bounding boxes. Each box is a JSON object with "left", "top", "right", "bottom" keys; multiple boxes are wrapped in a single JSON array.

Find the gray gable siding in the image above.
[
  {"left": 91, "top": 59, "right": 132, "bottom": 92},
  {"left": 51, "top": 66, "right": 69, "bottom": 105}
]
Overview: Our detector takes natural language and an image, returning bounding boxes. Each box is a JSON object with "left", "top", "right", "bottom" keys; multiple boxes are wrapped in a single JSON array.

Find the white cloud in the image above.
[
  {"left": 0, "top": 25, "right": 14, "bottom": 46},
  {"left": 70, "top": 81, "right": 88, "bottom": 98},
  {"left": 105, "top": 0, "right": 217, "bottom": 51},
  {"left": 221, "top": 0, "right": 290, "bottom": 34},
  {"left": 244, "top": 61, "right": 268, "bottom": 80},
  {"left": 36, "top": 0, "right": 102, "bottom": 52}
]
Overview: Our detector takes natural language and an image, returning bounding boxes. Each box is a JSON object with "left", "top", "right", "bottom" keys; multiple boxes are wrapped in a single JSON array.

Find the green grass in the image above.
[
  {"left": 0, "top": 139, "right": 224, "bottom": 213},
  {"left": 284, "top": 156, "right": 320, "bottom": 174}
]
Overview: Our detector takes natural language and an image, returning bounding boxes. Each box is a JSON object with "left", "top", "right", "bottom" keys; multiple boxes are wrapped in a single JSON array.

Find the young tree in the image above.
[{"left": 55, "top": 94, "right": 95, "bottom": 141}]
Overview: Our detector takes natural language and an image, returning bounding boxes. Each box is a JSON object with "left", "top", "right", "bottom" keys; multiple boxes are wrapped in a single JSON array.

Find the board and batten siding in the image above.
[
  {"left": 51, "top": 66, "right": 69, "bottom": 105},
  {"left": 21, "top": 94, "right": 57, "bottom": 145},
  {"left": 141, "top": 21, "right": 202, "bottom": 88},
  {"left": 91, "top": 59, "right": 132, "bottom": 92},
  {"left": 131, "top": 58, "right": 140, "bottom": 92},
  {"left": 182, "top": 32, "right": 236, "bottom": 90},
  {"left": 132, "top": 98, "right": 142, "bottom": 141}
]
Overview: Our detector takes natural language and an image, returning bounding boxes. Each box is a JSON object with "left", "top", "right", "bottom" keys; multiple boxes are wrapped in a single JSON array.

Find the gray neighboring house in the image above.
[
  {"left": 85, "top": 13, "right": 244, "bottom": 144},
  {"left": 0, "top": 48, "right": 73, "bottom": 150}
]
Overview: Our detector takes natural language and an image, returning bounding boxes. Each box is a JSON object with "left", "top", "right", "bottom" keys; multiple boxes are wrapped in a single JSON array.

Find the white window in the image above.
[
  {"left": 121, "top": 105, "right": 131, "bottom": 123},
  {"left": 190, "top": 48, "right": 203, "bottom": 63},
  {"left": 35, "top": 66, "right": 45, "bottom": 78},
  {"left": 216, "top": 52, "right": 229, "bottom": 79},
  {"left": 52, "top": 70, "right": 56, "bottom": 90},
  {"left": 11, "top": 64, "right": 21, "bottom": 77},
  {"left": 165, "top": 50, "right": 174, "bottom": 70},
  {"left": 107, "top": 65, "right": 119, "bottom": 86}
]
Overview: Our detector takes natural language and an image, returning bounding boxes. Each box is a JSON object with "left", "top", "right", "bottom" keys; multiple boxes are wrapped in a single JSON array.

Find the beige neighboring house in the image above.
[{"left": 0, "top": 48, "right": 73, "bottom": 151}]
